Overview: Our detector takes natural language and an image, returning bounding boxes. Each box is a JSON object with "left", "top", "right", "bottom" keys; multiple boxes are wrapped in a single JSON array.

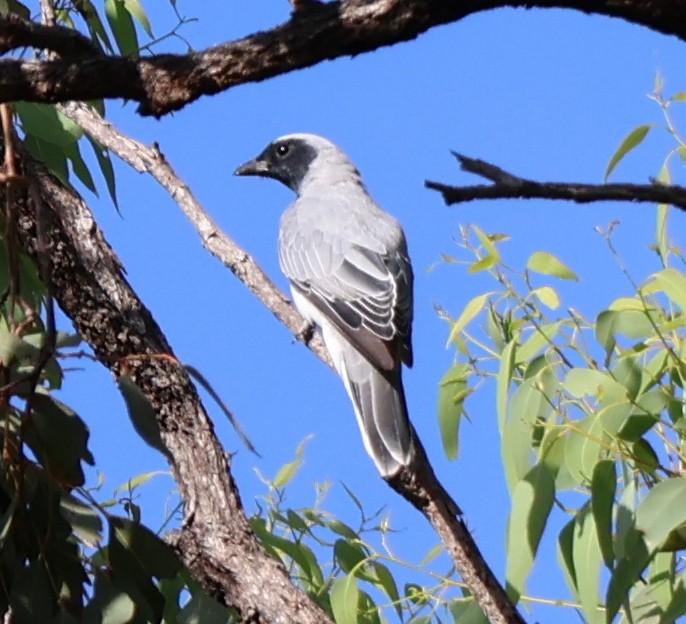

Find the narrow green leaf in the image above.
[
  {"left": 436, "top": 363, "right": 470, "bottom": 460},
  {"left": 573, "top": 502, "right": 604, "bottom": 624},
  {"left": 104, "top": 0, "right": 138, "bottom": 56},
  {"left": 367, "top": 562, "right": 401, "bottom": 618},
  {"left": 272, "top": 436, "right": 310, "bottom": 488},
  {"left": 123, "top": 0, "right": 152, "bottom": 36},
  {"left": 557, "top": 519, "right": 578, "bottom": 598},
  {"left": 605, "top": 124, "right": 653, "bottom": 181},
  {"left": 64, "top": 141, "right": 97, "bottom": 194},
  {"left": 118, "top": 375, "right": 168, "bottom": 458},
  {"left": 591, "top": 460, "right": 616, "bottom": 569},
  {"left": 496, "top": 339, "right": 517, "bottom": 436},
  {"left": 88, "top": 136, "right": 119, "bottom": 210},
  {"left": 330, "top": 574, "right": 360, "bottom": 624},
  {"left": 670, "top": 92, "right": 686, "bottom": 102},
  {"left": 446, "top": 293, "right": 491, "bottom": 345},
  {"left": 526, "top": 251, "right": 578, "bottom": 281},
  {"left": 16, "top": 102, "right": 81, "bottom": 146},
  {"left": 419, "top": 544, "right": 444, "bottom": 566},
  {"left": 505, "top": 463, "right": 555, "bottom": 602}
]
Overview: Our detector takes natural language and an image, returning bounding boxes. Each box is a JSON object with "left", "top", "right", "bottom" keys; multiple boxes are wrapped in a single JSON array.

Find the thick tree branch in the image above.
[
  {"left": 0, "top": 0, "right": 685, "bottom": 117},
  {"left": 0, "top": 12, "right": 100, "bottom": 57},
  {"left": 427, "top": 152, "right": 686, "bottom": 210},
  {"left": 5, "top": 136, "right": 333, "bottom": 624}
]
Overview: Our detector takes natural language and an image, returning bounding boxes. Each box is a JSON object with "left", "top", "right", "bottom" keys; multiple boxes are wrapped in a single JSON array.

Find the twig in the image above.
[{"left": 426, "top": 152, "right": 686, "bottom": 211}]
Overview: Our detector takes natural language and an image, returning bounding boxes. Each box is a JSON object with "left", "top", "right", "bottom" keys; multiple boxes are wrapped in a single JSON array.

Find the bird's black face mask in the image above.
[{"left": 234, "top": 138, "right": 318, "bottom": 193}]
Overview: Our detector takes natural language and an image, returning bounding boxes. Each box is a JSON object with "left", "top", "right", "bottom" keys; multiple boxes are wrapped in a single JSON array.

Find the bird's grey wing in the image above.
[{"left": 279, "top": 226, "right": 413, "bottom": 372}]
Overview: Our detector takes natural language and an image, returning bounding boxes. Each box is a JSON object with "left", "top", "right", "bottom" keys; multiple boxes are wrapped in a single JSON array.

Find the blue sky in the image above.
[{"left": 50, "top": 3, "right": 686, "bottom": 622}]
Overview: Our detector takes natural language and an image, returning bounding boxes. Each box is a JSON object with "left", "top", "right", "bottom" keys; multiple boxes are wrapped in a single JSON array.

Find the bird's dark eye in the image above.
[{"left": 276, "top": 144, "right": 290, "bottom": 157}]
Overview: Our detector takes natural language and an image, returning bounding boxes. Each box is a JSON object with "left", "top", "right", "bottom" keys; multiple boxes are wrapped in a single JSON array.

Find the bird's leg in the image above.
[{"left": 294, "top": 319, "right": 316, "bottom": 345}]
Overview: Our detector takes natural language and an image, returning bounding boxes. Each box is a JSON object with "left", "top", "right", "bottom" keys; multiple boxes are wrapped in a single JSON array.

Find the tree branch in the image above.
[
  {"left": 0, "top": 0, "right": 684, "bottom": 116},
  {"left": 0, "top": 12, "right": 100, "bottom": 57},
  {"left": 426, "top": 152, "right": 686, "bottom": 210},
  {"left": 6, "top": 135, "right": 333, "bottom": 624},
  {"left": 57, "top": 101, "right": 333, "bottom": 367},
  {"left": 58, "top": 107, "right": 524, "bottom": 622}
]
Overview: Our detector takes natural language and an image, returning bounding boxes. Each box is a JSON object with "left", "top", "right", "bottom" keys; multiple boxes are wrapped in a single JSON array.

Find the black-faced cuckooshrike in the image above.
[{"left": 235, "top": 134, "right": 415, "bottom": 477}]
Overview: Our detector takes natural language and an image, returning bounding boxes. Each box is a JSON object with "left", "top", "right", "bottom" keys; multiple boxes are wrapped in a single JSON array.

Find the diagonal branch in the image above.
[
  {"left": 58, "top": 106, "right": 525, "bottom": 624},
  {"left": 0, "top": 0, "right": 685, "bottom": 116},
  {"left": 57, "top": 101, "right": 333, "bottom": 367},
  {"left": 6, "top": 133, "right": 333, "bottom": 624},
  {"left": 427, "top": 152, "right": 686, "bottom": 211}
]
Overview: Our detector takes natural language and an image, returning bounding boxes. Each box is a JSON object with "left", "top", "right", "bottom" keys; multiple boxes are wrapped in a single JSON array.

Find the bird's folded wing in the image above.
[{"left": 280, "top": 238, "right": 412, "bottom": 372}]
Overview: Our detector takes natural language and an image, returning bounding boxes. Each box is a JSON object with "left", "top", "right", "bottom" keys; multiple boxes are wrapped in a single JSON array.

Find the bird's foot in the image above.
[{"left": 294, "top": 320, "right": 316, "bottom": 345}]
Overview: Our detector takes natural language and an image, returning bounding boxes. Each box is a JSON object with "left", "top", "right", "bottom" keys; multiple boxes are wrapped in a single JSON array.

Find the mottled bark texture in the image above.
[{"left": 0, "top": 0, "right": 684, "bottom": 117}]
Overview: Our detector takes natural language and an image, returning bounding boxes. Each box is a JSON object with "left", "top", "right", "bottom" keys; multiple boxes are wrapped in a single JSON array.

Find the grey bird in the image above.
[{"left": 235, "top": 133, "right": 415, "bottom": 477}]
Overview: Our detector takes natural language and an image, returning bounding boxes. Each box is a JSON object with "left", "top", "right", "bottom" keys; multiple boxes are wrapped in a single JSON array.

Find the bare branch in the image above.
[
  {"left": 427, "top": 152, "right": 686, "bottom": 211},
  {"left": 1, "top": 0, "right": 685, "bottom": 116},
  {"left": 57, "top": 101, "right": 333, "bottom": 368},
  {"left": 0, "top": 13, "right": 100, "bottom": 57}
]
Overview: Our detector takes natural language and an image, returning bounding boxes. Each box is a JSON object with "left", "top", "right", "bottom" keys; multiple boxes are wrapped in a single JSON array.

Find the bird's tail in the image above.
[{"left": 338, "top": 349, "right": 414, "bottom": 477}]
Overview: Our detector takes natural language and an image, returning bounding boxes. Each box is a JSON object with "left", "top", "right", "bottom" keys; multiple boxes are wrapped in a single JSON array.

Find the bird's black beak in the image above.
[{"left": 234, "top": 157, "right": 270, "bottom": 177}]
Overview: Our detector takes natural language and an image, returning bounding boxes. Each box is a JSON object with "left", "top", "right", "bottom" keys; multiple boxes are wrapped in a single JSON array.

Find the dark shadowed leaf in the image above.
[
  {"left": 591, "top": 460, "right": 616, "bottom": 569},
  {"left": 26, "top": 393, "right": 94, "bottom": 486},
  {"left": 104, "top": 0, "right": 139, "bottom": 56},
  {"left": 118, "top": 375, "right": 168, "bottom": 458}
]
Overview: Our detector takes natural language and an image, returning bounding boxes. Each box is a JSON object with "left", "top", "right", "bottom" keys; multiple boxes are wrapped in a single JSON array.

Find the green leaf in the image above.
[
  {"left": 110, "top": 516, "right": 182, "bottom": 578},
  {"left": 605, "top": 124, "right": 653, "bottom": 181},
  {"left": 573, "top": 503, "right": 604, "bottom": 624},
  {"left": 118, "top": 375, "right": 168, "bottom": 458},
  {"left": 505, "top": 463, "right": 555, "bottom": 602},
  {"left": 26, "top": 393, "right": 94, "bottom": 486},
  {"left": 496, "top": 339, "right": 517, "bottom": 436},
  {"left": 23, "top": 135, "right": 69, "bottom": 187},
  {"left": 446, "top": 293, "right": 491, "bottom": 345},
  {"left": 60, "top": 491, "right": 102, "bottom": 548},
  {"left": 531, "top": 286, "right": 560, "bottom": 310},
  {"left": 123, "top": 0, "right": 152, "bottom": 37},
  {"left": 557, "top": 519, "right": 578, "bottom": 597},
  {"left": 563, "top": 368, "right": 626, "bottom": 405},
  {"left": 437, "top": 363, "right": 470, "bottom": 460},
  {"left": 526, "top": 251, "right": 578, "bottom": 281},
  {"left": 591, "top": 460, "right": 616, "bottom": 569},
  {"left": 16, "top": 102, "right": 81, "bottom": 146},
  {"left": 330, "top": 574, "right": 360, "bottom": 624},
  {"left": 84, "top": 571, "right": 136, "bottom": 624},
  {"left": 563, "top": 414, "right": 607, "bottom": 486},
  {"left": 334, "top": 539, "right": 368, "bottom": 575},
  {"left": 272, "top": 436, "right": 310, "bottom": 488},
  {"left": 64, "top": 141, "right": 97, "bottom": 194},
  {"left": 516, "top": 321, "right": 563, "bottom": 364},
  {"left": 642, "top": 268, "right": 686, "bottom": 311},
  {"left": 88, "top": 137, "right": 119, "bottom": 209},
  {"left": 9, "top": 561, "right": 55, "bottom": 623},
  {"left": 366, "top": 562, "right": 401, "bottom": 618},
  {"left": 635, "top": 478, "right": 686, "bottom": 551},
  {"left": 104, "top": 0, "right": 139, "bottom": 56}
]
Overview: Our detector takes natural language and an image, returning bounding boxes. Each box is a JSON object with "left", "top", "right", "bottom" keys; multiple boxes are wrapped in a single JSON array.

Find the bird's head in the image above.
[{"left": 234, "top": 133, "right": 360, "bottom": 194}]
